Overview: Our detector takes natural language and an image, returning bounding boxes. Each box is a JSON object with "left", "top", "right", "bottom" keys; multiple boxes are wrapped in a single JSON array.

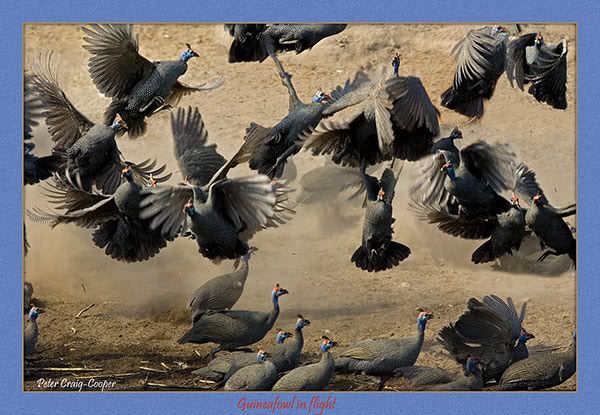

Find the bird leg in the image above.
[{"left": 268, "top": 49, "right": 301, "bottom": 111}]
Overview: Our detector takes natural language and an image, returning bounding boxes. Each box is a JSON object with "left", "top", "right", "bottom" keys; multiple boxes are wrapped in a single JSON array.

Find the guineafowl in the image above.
[
  {"left": 304, "top": 56, "right": 439, "bottom": 167},
  {"left": 272, "top": 337, "right": 337, "bottom": 391},
  {"left": 226, "top": 24, "right": 347, "bottom": 63},
  {"left": 188, "top": 249, "right": 255, "bottom": 321},
  {"left": 24, "top": 307, "right": 43, "bottom": 357},
  {"left": 28, "top": 165, "right": 172, "bottom": 263},
  {"left": 28, "top": 52, "right": 163, "bottom": 195},
  {"left": 223, "top": 350, "right": 278, "bottom": 391},
  {"left": 438, "top": 295, "right": 534, "bottom": 383},
  {"left": 178, "top": 284, "right": 289, "bottom": 359},
  {"left": 427, "top": 357, "right": 484, "bottom": 391},
  {"left": 82, "top": 24, "right": 224, "bottom": 138},
  {"left": 139, "top": 107, "right": 294, "bottom": 262},
  {"left": 266, "top": 315, "right": 311, "bottom": 373},
  {"left": 441, "top": 26, "right": 510, "bottom": 118},
  {"left": 506, "top": 32, "right": 568, "bottom": 110},
  {"left": 191, "top": 351, "right": 256, "bottom": 383},
  {"left": 351, "top": 163, "right": 410, "bottom": 272},
  {"left": 498, "top": 333, "right": 576, "bottom": 390},
  {"left": 335, "top": 310, "right": 433, "bottom": 376}
]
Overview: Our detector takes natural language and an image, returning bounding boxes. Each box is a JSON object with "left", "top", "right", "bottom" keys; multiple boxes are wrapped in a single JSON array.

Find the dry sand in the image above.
[{"left": 23, "top": 23, "right": 576, "bottom": 391}]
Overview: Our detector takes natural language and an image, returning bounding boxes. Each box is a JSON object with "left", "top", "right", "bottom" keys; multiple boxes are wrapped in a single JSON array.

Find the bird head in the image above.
[
  {"left": 320, "top": 336, "right": 338, "bottom": 352},
  {"left": 121, "top": 165, "right": 133, "bottom": 181},
  {"left": 450, "top": 127, "right": 463, "bottom": 140},
  {"left": 111, "top": 115, "right": 128, "bottom": 132},
  {"left": 492, "top": 26, "right": 508, "bottom": 35},
  {"left": 518, "top": 328, "right": 535, "bottom": 344},
  {"left": 28, "top": 306, "right": 43, "bottom": 321},
  {"left": 296, "top": 314, "right": 311, "bottom": 330},
  {"left": 441, "top": 161, "right": 456, "bottom": 181},
  {"left": 312, "top": 87, "right": 331, "bottom": 103},
  {"left": 533, "top": 193, "right": 545, "bottom": 206},
  {"left": 180, "top": 43, "right": 199, "bottom": 62},
  {"left": 535, "top": 33, "right": 544, "bottom": 47},
  {"left": 416, "top": 307, "right": 434, "bottom": 332},
  {"left": 377, "top": 188, "right": 385, "bottom": 201},
  {"left": 391, "top": 53, "right": 401, "bottom": 76},
  {"left": 183, "top": 202, "right": 195, "bottom": 217},
  {"left": 510, "top": 192, "right": 521, "bottom": 207},
  {"left": 256, "top": 350, "right": 269, "bottom": 363},
  {"left": 271, "top": 283, "right": 289, "bottom": 304},
  {"left": 275, "top": 329, "right": 294, "bottom": 344}
]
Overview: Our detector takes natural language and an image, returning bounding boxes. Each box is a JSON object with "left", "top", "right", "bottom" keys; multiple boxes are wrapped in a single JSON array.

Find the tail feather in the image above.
[
  {"left": 471, "top": 240, "right": 496, "bottom": 264},
  {"left": 440, "top": 87, "right": 484, "bottom": 118},
  {"left": 351, "top": 241, "right": 411, "bottom": 272},
  {"left": 228, "top": 37, "right": 268, "bottom": 63}
]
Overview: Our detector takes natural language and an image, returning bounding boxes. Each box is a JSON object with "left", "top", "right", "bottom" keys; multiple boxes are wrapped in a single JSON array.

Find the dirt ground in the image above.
[{"left": 23, "top": 23, "right": 576, "bottom": 392}]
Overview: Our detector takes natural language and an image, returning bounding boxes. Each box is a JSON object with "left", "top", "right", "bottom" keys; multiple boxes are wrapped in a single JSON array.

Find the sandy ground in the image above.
[{"left": 23, "top": 23, "right": 576, "bottom": 391}]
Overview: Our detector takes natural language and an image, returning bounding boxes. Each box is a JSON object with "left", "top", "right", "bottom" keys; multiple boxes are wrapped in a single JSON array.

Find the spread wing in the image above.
[
  {"left": 451, "top": 28, "right": 507, "bottom": 88},
  {"left": 410, "top": 151, "right": 452, "bottom": 207},
  {"left": 139, "top": 183, "right": 194, "bottom": 238},
  {"left": 29, "top": 52, "right": 94, "bottom": 150},
  {"left": 512, "top": 163, "right": 547, "bottom": 206},
  {"left": 460, "top": 141, "right": 517, "bottom": 194},
  {"left": 322, "top": 68, "right": 378, "bottom": 116},
  {"left": 82, "top": 24, "right": 156, "bottom": 100},
  {"left": 171, "top": 106, "right": 226, "bottom": 186},
  {"left": 481, "top": 295, "right": 524, "bottom": 340},
  {"left": 387, "top": 76, "right": 440, "bottom": 135},
  {"left": 27, "top": 173, "right": 119, "bottom": 228},
  {"left": 167, "top": 76, "right": 225, "bottom": 107}
]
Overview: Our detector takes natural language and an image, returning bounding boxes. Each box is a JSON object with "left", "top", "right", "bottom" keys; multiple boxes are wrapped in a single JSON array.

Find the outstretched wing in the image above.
[
  {"left": 322, "top": 68, "right": 378, "bottom": 116},
  {"left": 481, "top": 295, "right": 524, "bottom": 340},
  {"left": 451, "top": 28, "right": 507, "bottom": 88},
  {"left": 171, "top": 106, "right": 226, "bottom": 186},
  {"left": 138, "top": 184, "right": 194, "bottom": 238},
  {"left": 387, "top": 76, "right": 440, "bottom": 135},
  {"left": 512, "top": 163, "right": 547, "bottom": 206},
  {"left": 27, "top": 173, "right": 119, "bottom": 228},
  {"left": 167, "top": 76, "right": 225, "bottom": 107},
  {"left": 408, "top": 197, "right": 497, "bottom": 239},
  {"left": 460, "top": 141, "right": 517, "bottom": 194},
  {"left": 24, "top": 73, "right": 44, "bottom": 142},
  {"left": 506, "top": 32, "right": 536, "bottom": 90},
  {"left": 410, "top": 151, "right": 452, "bottom": 207},
  {"left": 82, "top": 24, "right": 156, "bottom": 100},
  {"left": 29, "top": 52, "right": 95, "bottom": 150}
]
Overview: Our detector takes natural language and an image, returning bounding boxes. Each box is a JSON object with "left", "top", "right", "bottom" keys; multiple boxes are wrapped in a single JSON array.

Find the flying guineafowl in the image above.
[
  {"left": 305, "top": 55, "right": 440, "bottom": 167},
  {"left": 225, "top": 24, "right": 347, "bottom": 63},
  {"left": 497, "top": 333, "right": 576, "bottom": 390},
  {"left": 506, "top": 32, "right": 568, "bottom": 110},
  {"left": 81, "top": 24, "right": 224, "bottom": 138},
  {"left": 223, "top": 350, "right": 278, "bottom": 391},
  {"left": 441, "top": 26, "right": 511, "bottom": 118},
  {"left": 351, "top": 162, "right": 410, "bottom": 272},
  {"left": 438, "top": 295, "right": 534, "bottom": 383},
  {"left": 243, "top": 62, "right": 376, "bottom": 179},
  {"left": 266, "top": 315, "right": 311, "bottom": 373},
  {"left": 178, "top": 284, "right": 289, "bottom": 359},
  {"left": 187, "top": 248, "right": 255, "bottom": 322},
  {"left": 28, "top": 165, "right": 173, "bottom": 263},
  {"left": 139, "top": 107, "right": 295, "bottom": 262},
  {"left": 272, "top": 336, "right": 338, "bottom": 391},
  {"left": 335, "top": 309, "right": 434, "bottom": 378},
  {"left": 24, "top": 307, "right": 43, "bottom": 357},
  {"left": 28, "top": 52, "right": 164, "bottom": 195}
]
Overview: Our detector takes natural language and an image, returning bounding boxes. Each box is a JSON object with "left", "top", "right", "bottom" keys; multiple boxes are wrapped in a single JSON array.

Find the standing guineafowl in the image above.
[
  {"left": 187, "top": 248, "right": 255, "bottom": 322},
  {"left": 28, "top": 52, "right": 163, "bottom": 195},
  {"left": 305, "top": 55, "right": 440, "bottom": 167},
  {"left": 441, "top": 26, "right": 510, "bottom": 118},
  {"left": 506, "top": 32, "right": 568, "bottom": 110},
  {"left": 28, "top": 165, "right": 172, "bottom": 263},
  {"left": 81, "top": 24, "right": 223, "bottom": 138},
  {"left": 24, "top": 307, "right": 43, "bottom": 357},
  {"left": 272, "top": 337, "right": 338, "bottom": 391},
  {"left": 178, "top": 284, "right": 289, "bottom": 359},
  {"left": 351, "top": 162, "right": 410, "bottom": 272},
  {"left": 335, "top": 309, "right": 434, "bottom": 377},
  {"left": 223, "top": 350, "right": 278, "bottom": 391},
  {"left": 139, "top": 107, "right": 294, "bottom": 262},
  {"left": 438, "top": 295, "right": 534, "bottom": 383},
  {"left": 266, "top": 315, "right": 311, "bottom": 373},
  {"left": 225, "top": 24, "right": 347, "bottom": 63}
]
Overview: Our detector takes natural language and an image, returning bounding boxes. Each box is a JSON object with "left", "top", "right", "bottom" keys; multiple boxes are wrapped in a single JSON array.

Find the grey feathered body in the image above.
[
  {"left": 127, "top": 61, "right": 188, "bottom": 112},
  {"left": 188, "top": 260, "right": 249, "bottom": 321},
  {"left": 263, "top": 24, "right": 347, "bottom": 54},
  {"left": 525, "top": 203, "right": 575, "bottom": 262},
  {"left": 362, "top": 200, "right": 393, "bottom": 250},
  {"left": 498, "top": 342, "right": 576, "bottom": 391},
  {"left": 395, "top": 365, "right": 456, "bottom": 387},
  {"left": 223, "top": 361, "right": 278, "bottom": 391},
  {"left": 272, "top": 351, "right": 335, "bottom": 391},
  {"left": 445, "top": 167, "right": 509, "bottom": 216},
  {"left": 266, "top": 326, "right": 305, "bottom": 373},
  {"left": 192, "top": 352, "right": 255, "bottom": 383},
  {"left": 335, "top": 332, "right": 425, "bottom": 376},
  {"left": 428, "top": 371, "right": 484, "bottom": 391},
  {"left": 472, "top": 205, "right": 526, "bottom": 263},
  {"left": 177, "top": 307, "right": 279, "bottom": 351},
  {"left": 24, "top": 318, "right": 38, "bottom": 356}
]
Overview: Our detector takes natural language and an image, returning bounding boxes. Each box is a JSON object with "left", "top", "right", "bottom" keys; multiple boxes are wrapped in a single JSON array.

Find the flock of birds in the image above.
[{"left": 23, "top": 23, "right": 576, "bottom": 391}]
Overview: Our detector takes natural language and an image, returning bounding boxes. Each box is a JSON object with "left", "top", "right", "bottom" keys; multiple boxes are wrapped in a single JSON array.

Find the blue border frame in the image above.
[{"left": 3, "top": 1, "right": 599, "bottom": 413}]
